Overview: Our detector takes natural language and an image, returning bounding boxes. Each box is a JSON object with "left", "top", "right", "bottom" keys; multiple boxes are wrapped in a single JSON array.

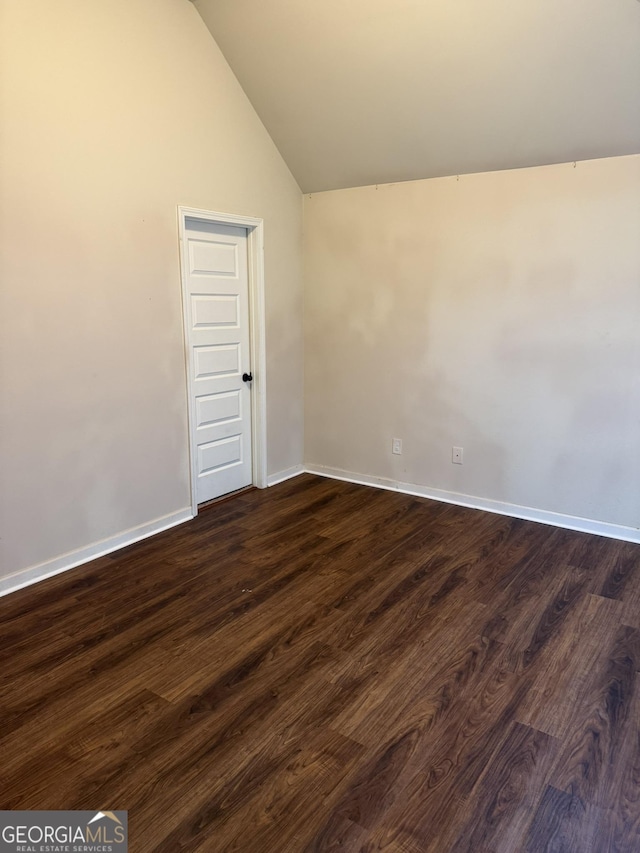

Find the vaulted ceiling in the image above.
[{"left": 194, "top": 0, "right": 640, "bottom": 193}]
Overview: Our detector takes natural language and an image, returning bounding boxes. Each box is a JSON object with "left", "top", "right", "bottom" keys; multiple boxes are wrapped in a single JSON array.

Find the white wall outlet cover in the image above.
[
  {"left": 392, "top": 438, "right": 402, "bottom": 455},
  {"left": 452, "top": 446, "right": 463, "bottom": 464}
]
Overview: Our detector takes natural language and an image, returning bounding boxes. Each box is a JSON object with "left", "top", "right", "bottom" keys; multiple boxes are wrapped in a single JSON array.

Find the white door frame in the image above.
[{"left": 178, "top": 206, "right": 267, "bottom": 515}]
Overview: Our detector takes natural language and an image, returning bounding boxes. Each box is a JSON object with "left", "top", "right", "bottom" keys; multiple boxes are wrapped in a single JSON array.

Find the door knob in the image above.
[{"left": 242, "top": 372, "right": 253, "bottom": 383}]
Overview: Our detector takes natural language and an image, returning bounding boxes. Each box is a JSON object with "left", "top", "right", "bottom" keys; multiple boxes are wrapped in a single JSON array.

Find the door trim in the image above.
[{"left": 178, "top": 206, "right": 267, "bottom": 516}]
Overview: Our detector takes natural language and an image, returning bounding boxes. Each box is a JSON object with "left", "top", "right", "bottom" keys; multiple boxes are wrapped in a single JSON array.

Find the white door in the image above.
[{"left": 184, "top": 218, "right": 253, "bottom": 504}]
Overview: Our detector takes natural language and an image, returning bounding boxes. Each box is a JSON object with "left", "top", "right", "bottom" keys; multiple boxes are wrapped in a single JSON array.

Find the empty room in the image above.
[{"left": 1, "top": 0, "right": 639, "bottom": 850}]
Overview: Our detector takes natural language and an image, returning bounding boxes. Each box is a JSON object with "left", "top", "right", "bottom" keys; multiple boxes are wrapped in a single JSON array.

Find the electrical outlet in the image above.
[
  {"left": 392, "top": 438, "right": 402, "bottom": 455},
  {"left": 452, "top": 446, "right": 463, "bottom": 464}
]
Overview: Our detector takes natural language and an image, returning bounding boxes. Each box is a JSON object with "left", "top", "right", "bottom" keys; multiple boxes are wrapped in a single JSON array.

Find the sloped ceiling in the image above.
[{"left": 194, "top": 0, "right": 640, "bottom": 193}]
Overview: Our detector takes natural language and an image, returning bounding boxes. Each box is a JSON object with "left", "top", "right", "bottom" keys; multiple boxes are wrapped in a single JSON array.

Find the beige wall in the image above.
[
  {"left": 0, "top": 0, "right": 303, "bottom": 580},
  {"left": 1, "top": 2, "right": 637, "bottom": 588},
  {"left": 304, "top": 155, "right": 640, "bottom": 529}
]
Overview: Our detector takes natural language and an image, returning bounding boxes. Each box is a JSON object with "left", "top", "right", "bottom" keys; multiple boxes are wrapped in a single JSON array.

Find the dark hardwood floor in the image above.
[{"left": 2, "top": 474, "right": 640, "bottom": 851}]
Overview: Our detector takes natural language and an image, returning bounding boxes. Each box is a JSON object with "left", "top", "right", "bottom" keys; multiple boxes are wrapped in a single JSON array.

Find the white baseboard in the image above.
[
  {"left": 267, "top": 464, "right": 305, "bottom": 486},
  {"left": 304, "top": 464, "right": 640, "bottom": 544},
  {"left": 0, "top": 508, "right": 194, "bottom": 599},
  {"left": 5, "top": 464, "right": 637, "bottom": 600}
]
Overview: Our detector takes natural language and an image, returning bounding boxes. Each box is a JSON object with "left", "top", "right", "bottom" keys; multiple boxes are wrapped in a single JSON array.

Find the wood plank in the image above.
[
  {"left": 516, "top": 593, "right": 624, "bottom": 738},
  {"left": 549, "top": 623, "right": 640, "bottom": 807},
  {"left": 522, "top": 784, "right": 603, "bottom": 853},
  {"left": 444, "top": 722, "right": 558, "bottom": 853},
  {"left": 1, "top": 475, "right": 640, "bottom": 852}
]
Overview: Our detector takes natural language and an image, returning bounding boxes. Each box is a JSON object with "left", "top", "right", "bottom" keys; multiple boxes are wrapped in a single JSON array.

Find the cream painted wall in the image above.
[
  {"left": 0, "top": 0, "right": 303, "bottom": 580},
  {"left": 304, "top": 155, "right": 640, "bottom": 530}
]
